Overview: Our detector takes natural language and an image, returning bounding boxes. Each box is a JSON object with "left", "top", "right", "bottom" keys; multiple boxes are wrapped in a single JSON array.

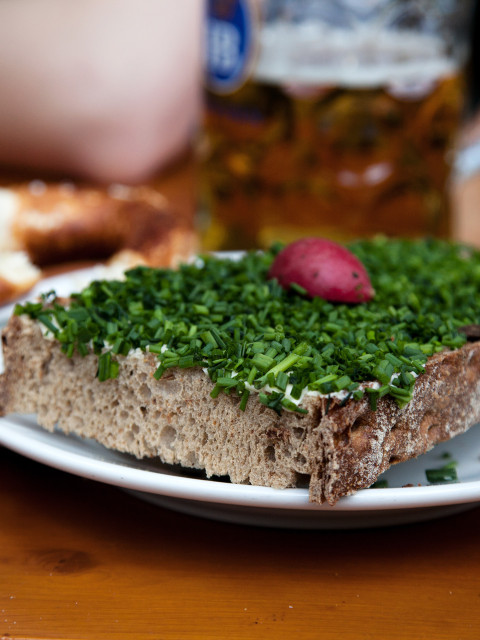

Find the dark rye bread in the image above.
[{"left": 2, "top": 314, "right": 480, "bottom": 504}]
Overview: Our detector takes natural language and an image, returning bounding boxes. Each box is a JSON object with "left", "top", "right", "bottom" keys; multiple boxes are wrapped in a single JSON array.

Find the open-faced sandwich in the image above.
[{"left": 1, "top": 236, "right": 480, "bottom": 504}]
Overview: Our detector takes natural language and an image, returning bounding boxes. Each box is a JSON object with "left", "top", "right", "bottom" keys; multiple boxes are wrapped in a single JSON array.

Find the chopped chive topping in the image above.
[
  {"left": 14, "top": 238, "right": 480, "bottom": 415},
  {"left": 425, "top": 461, "right": 458, "bottom": 484},
  {"left": 370, "top": 479, "right": 389, "bottom": 489},
  {"left": 97, "top": 351, "right": 119, "bottom": 382}
]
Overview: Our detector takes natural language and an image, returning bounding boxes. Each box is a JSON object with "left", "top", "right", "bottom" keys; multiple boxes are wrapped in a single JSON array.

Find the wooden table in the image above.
[
  {"left": 0, "top": 444, "right": 480, "bottom": 640},
  {"left": 2, "top": 161, "right": 480, "bottom": 640}
]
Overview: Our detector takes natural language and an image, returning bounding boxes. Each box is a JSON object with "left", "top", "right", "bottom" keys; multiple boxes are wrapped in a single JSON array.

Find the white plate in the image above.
[
  {"left": 1, "top": 414, "right": 480, "bottom": 529},
  {"left": 2, "top": 266, "right": 480, "bottom": 529}
]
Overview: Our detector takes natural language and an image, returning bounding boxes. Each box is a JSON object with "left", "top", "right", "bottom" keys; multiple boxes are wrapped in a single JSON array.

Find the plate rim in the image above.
[{"left": 1, "top": 414, "right": 480, "bottom": 513}]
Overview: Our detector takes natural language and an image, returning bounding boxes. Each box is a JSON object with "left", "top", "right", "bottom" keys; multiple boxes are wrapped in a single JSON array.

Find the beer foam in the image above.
[{"left": 255, "top": 22, "right": 460, "bottom": 90}]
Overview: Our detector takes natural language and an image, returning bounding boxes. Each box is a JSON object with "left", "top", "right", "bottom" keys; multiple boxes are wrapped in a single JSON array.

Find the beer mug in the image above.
[{"left": 200, "top": 0, "right": 474, "bottom": 250}]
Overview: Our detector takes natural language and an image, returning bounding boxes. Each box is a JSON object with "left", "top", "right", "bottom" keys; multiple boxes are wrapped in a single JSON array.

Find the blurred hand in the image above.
[{"left": 0, "top": 0, "right": 204, "bottom": 183}]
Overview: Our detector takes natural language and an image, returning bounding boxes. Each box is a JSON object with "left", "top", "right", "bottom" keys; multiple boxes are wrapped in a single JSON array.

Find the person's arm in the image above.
[{"left": 0, "top": 0, "right": 203, "bottom": 183}]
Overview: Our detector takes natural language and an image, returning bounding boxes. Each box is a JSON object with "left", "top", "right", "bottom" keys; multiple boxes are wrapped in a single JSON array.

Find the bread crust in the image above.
[{"left": 2, "top": 314, "right": 480, "bottom": 504}]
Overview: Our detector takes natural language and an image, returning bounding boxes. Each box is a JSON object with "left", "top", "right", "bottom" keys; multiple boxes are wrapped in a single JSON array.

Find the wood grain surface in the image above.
[{"left": 1, "top": 445, "right": 480, "bottom": 640}]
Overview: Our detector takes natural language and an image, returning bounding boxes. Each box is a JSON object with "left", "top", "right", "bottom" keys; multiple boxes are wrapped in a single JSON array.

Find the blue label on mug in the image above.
[{"left": 206, "top": 0, "right": 255, "bottom": 94}]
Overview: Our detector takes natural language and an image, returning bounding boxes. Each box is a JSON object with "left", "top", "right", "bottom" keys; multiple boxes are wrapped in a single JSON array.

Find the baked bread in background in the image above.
[
  {"left": 0, "top": 251, "right": 41, "bottom": 307},
  {"left": 0, "top": 180, "right": 197, "bottom": 303}
]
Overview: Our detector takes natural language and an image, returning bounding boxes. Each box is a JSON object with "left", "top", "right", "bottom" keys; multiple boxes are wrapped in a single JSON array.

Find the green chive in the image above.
[{"left": 426, "top": 464, "right": 458, "bottom": 484}]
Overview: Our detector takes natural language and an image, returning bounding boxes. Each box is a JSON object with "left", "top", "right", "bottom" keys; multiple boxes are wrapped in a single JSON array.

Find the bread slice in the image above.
[{"left": 2, "top": 313, "right": 480, "bottom": 504}]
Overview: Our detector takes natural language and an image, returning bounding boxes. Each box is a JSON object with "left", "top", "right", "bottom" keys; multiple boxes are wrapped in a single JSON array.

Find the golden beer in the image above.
[{"left": 200, "top": 1, "right": 469, "bottom": 250}]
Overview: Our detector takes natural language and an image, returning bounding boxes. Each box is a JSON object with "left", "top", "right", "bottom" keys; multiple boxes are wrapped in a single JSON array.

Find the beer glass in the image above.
[{"left": 200, "top": 0, "right": 474, "bottom": 250}]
